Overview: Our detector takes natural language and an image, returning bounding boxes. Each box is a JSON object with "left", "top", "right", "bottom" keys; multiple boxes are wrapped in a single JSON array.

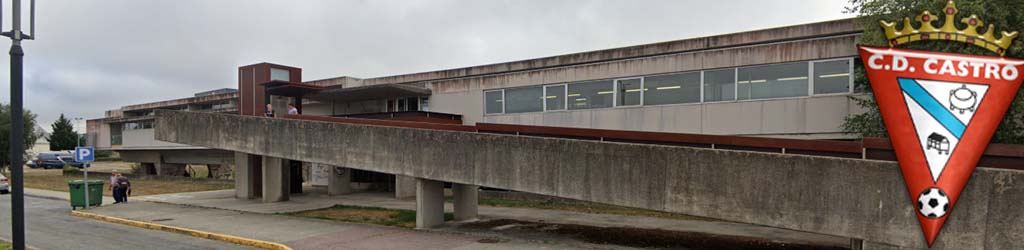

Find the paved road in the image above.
[{"left": 0, "top": 195, "right": 248, "bottom": 250}]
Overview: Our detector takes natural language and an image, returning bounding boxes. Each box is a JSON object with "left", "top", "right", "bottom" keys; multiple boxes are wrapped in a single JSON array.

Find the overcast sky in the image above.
[{"left": 0, "top": 0, "right": 853, "bottom": 132}]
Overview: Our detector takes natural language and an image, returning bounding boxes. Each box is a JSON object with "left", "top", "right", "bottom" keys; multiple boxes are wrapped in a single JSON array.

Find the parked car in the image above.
[
  {"left": 0, "top": 173, "right": 9, "bottom": 194},
  {"left": 33, "top": 152, "right": 84, "bottom": 169}
]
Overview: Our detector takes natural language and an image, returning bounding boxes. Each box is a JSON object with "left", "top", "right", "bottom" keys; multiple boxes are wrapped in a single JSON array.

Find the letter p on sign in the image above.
[{"left": 75, "top": 146, "right": 95, "bottom": 163}]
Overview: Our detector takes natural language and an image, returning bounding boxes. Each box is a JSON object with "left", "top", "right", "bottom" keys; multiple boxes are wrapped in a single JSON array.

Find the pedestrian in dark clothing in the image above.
[{"left": 113, "top": 175, "right": 131, "bottom": 203}]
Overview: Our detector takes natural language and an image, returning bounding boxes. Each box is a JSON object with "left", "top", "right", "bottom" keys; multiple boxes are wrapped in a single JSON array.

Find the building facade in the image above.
[{"left": 89, "top": 18, "right": 866, "bottom": 183}]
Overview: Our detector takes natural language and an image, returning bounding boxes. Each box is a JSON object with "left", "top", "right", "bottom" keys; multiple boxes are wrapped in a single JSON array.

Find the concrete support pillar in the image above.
[
  {"left": 262, "top": 156, "right": 290, "bottom": 203},
  {"left": 271, "top": 95, "right": 288, "bottom": 118},
  {"left": 395, "top": 175, "right": 417, "bottom": 199},
  {"left": 415, "top": 178, "right": 444, "bottom": 229},
  {"left": 234, "top": 152, "right": 259, "bottom": 199},
  {"left": 328, "top": 166, "right": 353, "bottom": 196},
  {"left": 452, "top": 183, "right": 479, "bottom": 221}
]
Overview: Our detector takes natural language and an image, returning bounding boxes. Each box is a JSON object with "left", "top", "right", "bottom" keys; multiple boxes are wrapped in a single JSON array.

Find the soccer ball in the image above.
[{"left": 917, "top": 187, "right": 950, "bottom": 219}]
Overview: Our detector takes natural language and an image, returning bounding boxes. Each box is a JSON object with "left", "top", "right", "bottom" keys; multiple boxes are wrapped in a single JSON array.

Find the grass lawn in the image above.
[
  {"left": 0, "top": 241, "right": 9, "bottom": 250},
  {"left": 292, "top": 205, "right": 453, "bottom": 229},
  {"left": 23, "top": 170, "right": 234, "bottom": 197},
  {"left": 475, "top": 197, "right": 717, "bottom": 222}
]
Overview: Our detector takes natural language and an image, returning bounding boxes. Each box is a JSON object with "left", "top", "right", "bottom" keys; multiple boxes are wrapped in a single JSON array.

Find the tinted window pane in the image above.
[
  {"left": 737, "top": 62, "right": 808, "bottom": 100},
  {"left": 814, "top": 60, "right": 851, "bottom": 94},
  {"left": 545, "top": 85, "right": 565, "bottom": 111},
  {"left": 617, "top": 79, "right": 642, "bottom": 106},
  {"left": 703, "top": 69, "right": 735, "bottom": 102},
  {"left": 484, "top": 91, "right": 503, "bottom": 114},
  {"left": 644, "top": 72, "right": 700, "bottom": 105},
  {"left": 270, "top": 68, "right": 290, "bottom": 82},
  {"left": 505, "top": 86, "right": 543, "bottom": 113},
  {"left": 568, "top": 80, "right": 614, "bottom": 110}
]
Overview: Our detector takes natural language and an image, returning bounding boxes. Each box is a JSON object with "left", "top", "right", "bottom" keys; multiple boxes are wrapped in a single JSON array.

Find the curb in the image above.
[{"left": 71, "top": 211, "right": 291, "bottom": 250}]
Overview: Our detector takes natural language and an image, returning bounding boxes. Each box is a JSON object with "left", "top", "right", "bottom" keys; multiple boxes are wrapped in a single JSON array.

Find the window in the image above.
[
  {"left": 407, "top": 97, "right": 420, "bottom": 111},
  {"left": 420, "top": 97, "right": 430, "bottom": 111},
  {"left": 703, "top": 69, "right": 736, "bottom": 102},
  {"left": 644, "top": 72, "right": 700, "bottom": 105},
  {"left": 505, "top": 86, "right": 544, "bottom": 113},
  {"left": 484, "top": 90, "right": 504, "bottom": 114},
  {"left": 397, "top": 98, "right": 407, "bottom": 111},
  {"left": 616, "top": 78, "right": 642, "bottom": 106},
  {"left": 270, "top": 68, "right": 290, "bottom": 82},
  {"left": 568, "top": 80, "right": 614, "bottom": 110},
  {"left": 813, "top": 59, "right": 852, "bottom": 94},
  {"left": 544, "top": 85, "right": 566, "bottom": 111},
  {"left": 737, "top": 62, "right": 808, "bottom": 100},
  {"left": 386, "top": 100, "right": 396, "bottom": 112}
]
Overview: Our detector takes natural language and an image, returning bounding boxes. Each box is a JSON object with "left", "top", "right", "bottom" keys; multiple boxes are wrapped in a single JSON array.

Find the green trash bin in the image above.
[{"left": 69, "top": 180, "right": 104, "bottom": 209}]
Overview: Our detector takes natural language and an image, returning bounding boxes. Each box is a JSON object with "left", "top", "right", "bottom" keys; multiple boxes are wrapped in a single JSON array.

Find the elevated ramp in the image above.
[{"left": 155, "top": 110, "right": 1024, "bottom": 249}]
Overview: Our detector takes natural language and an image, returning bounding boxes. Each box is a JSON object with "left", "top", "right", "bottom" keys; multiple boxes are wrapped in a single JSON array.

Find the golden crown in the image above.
[{"left": 879, "top": 1, "right": 1019, "bottom": 56}]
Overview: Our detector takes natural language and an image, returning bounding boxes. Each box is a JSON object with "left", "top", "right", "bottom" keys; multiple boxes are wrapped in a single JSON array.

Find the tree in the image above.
[
  {"left": 47, "top": 114, "right": 78, "bottom": 151},
  {"left": 842, "top": 0, "right": 1024, "bottom": 144},
  {"left": 0, "top": 103, "right": 38, "bottom": 174}
]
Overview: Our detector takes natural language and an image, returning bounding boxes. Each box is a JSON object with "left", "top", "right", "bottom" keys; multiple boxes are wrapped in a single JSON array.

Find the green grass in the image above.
[
  {"left": 0, "top": 241, "right": 10, "bottom": 250},
  {"left": 24, "top": 170, "right": 234, "bottom": 197},
  {"left": 292, "top": 204, "right": 454, "bottom": 228}
]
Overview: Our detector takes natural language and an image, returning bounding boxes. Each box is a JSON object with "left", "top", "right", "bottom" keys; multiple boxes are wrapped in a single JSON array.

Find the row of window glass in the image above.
[
  {"left": 484, "top": 58, "right": 852, "bottom": 114},
  {"left": 123, "top": 120, "right": 154, "bottom": 130}
]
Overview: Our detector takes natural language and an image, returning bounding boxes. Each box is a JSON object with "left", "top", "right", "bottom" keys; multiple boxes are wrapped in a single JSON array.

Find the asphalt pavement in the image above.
[{"left": 0, "top": 194, "right": 248, "bottom": 250}]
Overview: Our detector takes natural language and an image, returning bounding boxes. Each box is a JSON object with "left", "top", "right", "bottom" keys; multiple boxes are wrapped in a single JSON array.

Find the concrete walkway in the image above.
[
  {"left": 86, "top": 201, "right": 615, "bottom": 250},
  {"left": 138, "top": 188, "right": 848, "bottom": 247}
]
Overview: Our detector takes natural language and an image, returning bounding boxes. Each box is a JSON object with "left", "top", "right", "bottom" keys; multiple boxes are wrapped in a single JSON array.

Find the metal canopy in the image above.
[
  {"left": 309, "top": 83, "right": 431, "bottom": 102},
  {"left": 261, "top": 80, "right": 325, "bottom": 97}
]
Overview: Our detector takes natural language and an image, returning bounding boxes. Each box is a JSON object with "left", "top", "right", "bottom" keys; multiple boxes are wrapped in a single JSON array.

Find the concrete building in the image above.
[
  {"left": 101, "top": 17, "right": 1024, "bottom": 249},
  {"left": 86, "top": 89, "right": 239, "bottom": 177},
  {"left": 91, "top": 18, "right": 864, "bottom": 192}
]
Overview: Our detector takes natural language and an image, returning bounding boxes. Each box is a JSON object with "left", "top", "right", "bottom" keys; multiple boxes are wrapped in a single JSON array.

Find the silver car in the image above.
[{"left": 0, "top": 173, "right": 8, "bottom": 194}]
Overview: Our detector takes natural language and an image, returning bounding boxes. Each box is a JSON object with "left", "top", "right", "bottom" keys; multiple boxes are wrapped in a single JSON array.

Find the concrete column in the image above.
[
  {"left": 271, "top": 95, "right": 288, "bottom": 118},
  {"left": 452, "top": 183, "right": 479, "bottom": 221},
  {"left": 395, "top": 175, "right": 417, "bottom": 199},
  {"left": 328, "top": 166, "right": 353, "bottom": 196},
  {"left": 262, "top": 156, "right": 290, "bottom": 202},
  {"left": 415, "top": 178, "right": 444, "bottom": 229},
  {"left": 234, "top": 153, "right": 254, "bottom": 199}
]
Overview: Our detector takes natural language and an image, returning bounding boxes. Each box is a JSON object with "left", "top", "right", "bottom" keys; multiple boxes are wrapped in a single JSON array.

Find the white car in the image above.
[{"left": 0, "top": 173, "right": 9, "bottom": 194}]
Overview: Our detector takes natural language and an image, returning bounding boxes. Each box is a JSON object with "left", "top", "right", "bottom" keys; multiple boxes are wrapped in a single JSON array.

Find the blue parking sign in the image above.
[{"left": 75, "top": 146, "right": 95, "bottom": 163}]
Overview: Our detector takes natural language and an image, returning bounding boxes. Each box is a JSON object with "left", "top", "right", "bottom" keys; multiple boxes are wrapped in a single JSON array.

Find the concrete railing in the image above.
[{"left": 154, "top": 110, "right": 1024, "bottom": 250}]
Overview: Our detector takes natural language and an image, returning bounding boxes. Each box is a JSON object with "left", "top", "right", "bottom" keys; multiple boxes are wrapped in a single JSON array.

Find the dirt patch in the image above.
[
  {"left": 461, "top": 219, "right": 848, "bottom": 250},
  {"left": 291, "top": 205, "right": 454, "bottom": 229},
  {"left": 476, "top": 197, "right": 718, "bottom": 222}
]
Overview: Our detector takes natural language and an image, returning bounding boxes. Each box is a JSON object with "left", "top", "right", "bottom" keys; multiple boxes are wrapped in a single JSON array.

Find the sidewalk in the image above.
[
  {"left": 86, "top": 201, "right": 614, "bottom": 250},
  {"left": 138, "top": 189, "right": 848, "bottom": 247}
]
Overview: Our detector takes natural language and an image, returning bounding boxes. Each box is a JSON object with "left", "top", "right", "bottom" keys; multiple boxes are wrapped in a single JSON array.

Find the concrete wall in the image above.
[
  {"left": 121, "top": 129, "right": 194, "bottom": 149},
  {"left": 155, "top": 110, "right": 1024, "bottom": 249}
]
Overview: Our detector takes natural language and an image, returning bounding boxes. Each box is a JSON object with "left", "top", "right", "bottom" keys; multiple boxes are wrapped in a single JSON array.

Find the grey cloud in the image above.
[{"left": 0, "top": 0, "right": 852, "bottom": 131}]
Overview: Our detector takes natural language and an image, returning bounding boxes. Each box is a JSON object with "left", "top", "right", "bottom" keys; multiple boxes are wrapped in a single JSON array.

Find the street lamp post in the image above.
[{"left": 3, "top": 1, "right": 36, "bottom": 250}]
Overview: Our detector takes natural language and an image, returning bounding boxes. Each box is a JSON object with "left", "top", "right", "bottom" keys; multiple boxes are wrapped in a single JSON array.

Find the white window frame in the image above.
[
  {"left": 614, "top": 77, "right": 643, "bottom": 107},
  {"left": 809, "top": 57, "right": 855, "bottom": 96},
  {"left": 543, "top": 84, "right": 567, "bottom": 111},
  {"left": 483, "top": 89, "right": 505, "bottom": 115}
]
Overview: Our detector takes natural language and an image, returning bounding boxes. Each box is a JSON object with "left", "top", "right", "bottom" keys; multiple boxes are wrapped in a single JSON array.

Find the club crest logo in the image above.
[{"left": 860, "top": 1, "right": 1023, "bottom": 246}]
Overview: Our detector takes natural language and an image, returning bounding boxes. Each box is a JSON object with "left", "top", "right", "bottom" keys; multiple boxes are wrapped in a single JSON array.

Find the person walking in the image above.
[
  {"left": 113, "top": 174, "right": 132, "bottom": 204},
  {"left": 110, "top": 170, "right": 122, "bottom": 203}
]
